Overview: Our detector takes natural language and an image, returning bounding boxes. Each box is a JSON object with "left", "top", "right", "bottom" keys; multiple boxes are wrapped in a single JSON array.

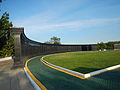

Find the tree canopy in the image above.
[
  {"left": 97, "top": 41, "right": 120, "bottom": 50},
  {"left": 0, "top": 12, "right": 14, "bottom": 57},
  {"left": 45, "top": 36, "right": 61, "bottom": 45}
]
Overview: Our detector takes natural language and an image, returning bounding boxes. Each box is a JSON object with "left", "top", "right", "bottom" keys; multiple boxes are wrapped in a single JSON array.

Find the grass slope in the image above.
[{"left": 44, "top": 50, "right": 120, "bottom": 73}]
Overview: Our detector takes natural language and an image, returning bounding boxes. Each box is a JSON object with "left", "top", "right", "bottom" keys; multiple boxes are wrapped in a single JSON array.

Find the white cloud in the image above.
[{"left": 13, "top": 11, "right": 120, "bottom": 34}]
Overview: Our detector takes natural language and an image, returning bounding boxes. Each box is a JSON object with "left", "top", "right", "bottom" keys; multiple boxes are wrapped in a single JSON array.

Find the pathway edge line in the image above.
[
  {"left": 24, "top": 67, "right": 41, "bottom": 90},
  {"left": 24, "top": 56, "right": 47, "bottom": 90},
  {"left": 42, "top": 54, "right": 120, "bottom": 79},
  {"left": 41, "top": 55, "right": 85, "bottom": 79}
]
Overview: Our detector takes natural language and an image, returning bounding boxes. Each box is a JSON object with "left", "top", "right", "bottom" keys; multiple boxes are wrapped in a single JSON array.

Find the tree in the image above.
[
  {"left": 0, "top": 12, "right": 14, "bottom": 57},
  {"left": 45, "top": 36, "right": 61, "bottom": 44},
  {"left": 105, "top": 42, "right": 114, "bottom": 49},
  {"left": 97, "top": 41, "right": 120, "bottom": 50},
  {"left": 97, "top": 42, "right": 107, "bottom": 50}
]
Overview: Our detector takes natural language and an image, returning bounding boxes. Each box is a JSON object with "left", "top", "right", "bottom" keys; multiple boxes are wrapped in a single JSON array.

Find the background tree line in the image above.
[{"left": 97, "top": 41, "right": 120, "bottom": 50}]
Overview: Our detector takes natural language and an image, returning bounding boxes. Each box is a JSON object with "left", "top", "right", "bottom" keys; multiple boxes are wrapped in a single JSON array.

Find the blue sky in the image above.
[{"left": 1, "top": 0, "right": 120, "bottom": 44}]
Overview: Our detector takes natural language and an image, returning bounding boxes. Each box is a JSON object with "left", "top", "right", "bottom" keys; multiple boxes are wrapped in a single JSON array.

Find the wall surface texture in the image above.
[
  {"left": 10, "top": 27, "right": 97, "bottom": 66},
  {"left": 114, "top": 44, "right": 120, "bottom": 50}
]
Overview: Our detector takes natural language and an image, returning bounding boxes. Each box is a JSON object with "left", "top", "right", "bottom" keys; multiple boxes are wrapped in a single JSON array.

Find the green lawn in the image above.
[{"left": 44, "top": 50, "right": 120, "bottom": 73}]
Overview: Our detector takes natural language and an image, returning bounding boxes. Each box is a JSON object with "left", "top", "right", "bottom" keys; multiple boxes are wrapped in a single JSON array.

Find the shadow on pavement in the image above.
[{"left": 0, "top": 60, "right": 35, "bottom": 90}]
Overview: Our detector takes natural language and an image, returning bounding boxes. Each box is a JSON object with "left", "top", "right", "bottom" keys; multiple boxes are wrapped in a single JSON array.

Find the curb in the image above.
[
  {"left": 0, "top": 57, "right": 12, "bottom": 62},
  {"left": 41, "top": 55, "right": 120, "bottom": 79},
  {"left": 24, "top": 68, "right": 41, "bottom": 90},
  {"left": 86, "top": 64, "right": 120, "bottom": 77},
  {"left": 41, "top": 56, "right": 85, "bottom": 79},
  {"left": 24, "top": 57, "right": 47, "bottom": 90}
]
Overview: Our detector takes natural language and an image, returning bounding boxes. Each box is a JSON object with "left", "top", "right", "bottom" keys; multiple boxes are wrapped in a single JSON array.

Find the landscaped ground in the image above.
[
  {"left": 27, "top": 56, "right": 120, "bottom": 90},
  {"left": 44, "top": 50, "right": 120, "bottom": 73}
]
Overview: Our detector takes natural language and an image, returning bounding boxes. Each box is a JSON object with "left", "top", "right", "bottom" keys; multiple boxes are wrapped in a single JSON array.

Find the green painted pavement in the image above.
[{"left": 28, "top": 56, "right": 120, "bottom": 90}]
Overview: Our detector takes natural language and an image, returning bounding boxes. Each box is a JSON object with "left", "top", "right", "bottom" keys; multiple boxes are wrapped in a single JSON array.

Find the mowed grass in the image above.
[{"left": 44, "top": 50, "right": 120, "bottom": 73}]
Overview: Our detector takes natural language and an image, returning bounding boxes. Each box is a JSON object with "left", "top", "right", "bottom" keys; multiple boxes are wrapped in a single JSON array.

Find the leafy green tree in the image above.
[
  {"left": 105, "top": 42, "right": 114, "bottom": 49},
  {"left": 97, "top": 41, "right": 120, "bottom": 50},
  {"left": 97, "top": 42, "right": 107, "bottom": 50},
  {"left": 50, "top": 36, "right": 61, "bottom": 44},
  {"left": 0, "top": 12, "right": 13, "bottom": 57},
  {"left": 45, "top": 36, "right": 61, "bottom": 44},
  {"left": 106, "top": 41, "right": 120, "bottom": 49}
]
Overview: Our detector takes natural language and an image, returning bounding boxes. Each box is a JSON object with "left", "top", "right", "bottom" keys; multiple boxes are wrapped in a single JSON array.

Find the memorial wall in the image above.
[{"left": 10, "top": 27, "right": 97, "bottom": 66}]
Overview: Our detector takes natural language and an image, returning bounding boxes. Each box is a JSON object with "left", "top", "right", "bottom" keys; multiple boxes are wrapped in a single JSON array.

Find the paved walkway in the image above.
[
  {"left": 0, "top": 60, "right": 35, "bottom": 90},
  {"left": 28, "top": 56, "right": 120, "bottom": 90}
]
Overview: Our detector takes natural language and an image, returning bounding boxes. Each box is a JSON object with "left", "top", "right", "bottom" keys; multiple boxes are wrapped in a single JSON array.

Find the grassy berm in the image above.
[{"left": 44, "top": 50, "right": 120, "bottom": 73}]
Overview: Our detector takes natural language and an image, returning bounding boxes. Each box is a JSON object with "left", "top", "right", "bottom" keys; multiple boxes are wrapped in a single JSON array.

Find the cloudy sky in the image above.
[{"left": 1, "top": 0, "right": 120, "bottom": 44}]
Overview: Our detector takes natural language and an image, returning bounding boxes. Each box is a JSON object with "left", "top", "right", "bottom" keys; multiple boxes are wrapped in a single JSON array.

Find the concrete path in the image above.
[{"left": 0, "top": 60, "right": 35, "bottom": 90}]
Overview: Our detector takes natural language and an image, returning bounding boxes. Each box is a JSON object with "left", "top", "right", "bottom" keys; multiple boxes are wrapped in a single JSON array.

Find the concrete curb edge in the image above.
[
  {"left": 24, "top": 68, "right": 41, "bottom": 90},
  {"left": 24, "top": 56, "right": 47, "bottom": 90},
  {"left": 42, "top": 54, "right": 120, "bottom": 79}
]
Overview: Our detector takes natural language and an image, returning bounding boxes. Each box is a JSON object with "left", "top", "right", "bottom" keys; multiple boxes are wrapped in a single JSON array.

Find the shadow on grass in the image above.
[{"left": 72, "top": 67, "right": 99, "bottom": 74}]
